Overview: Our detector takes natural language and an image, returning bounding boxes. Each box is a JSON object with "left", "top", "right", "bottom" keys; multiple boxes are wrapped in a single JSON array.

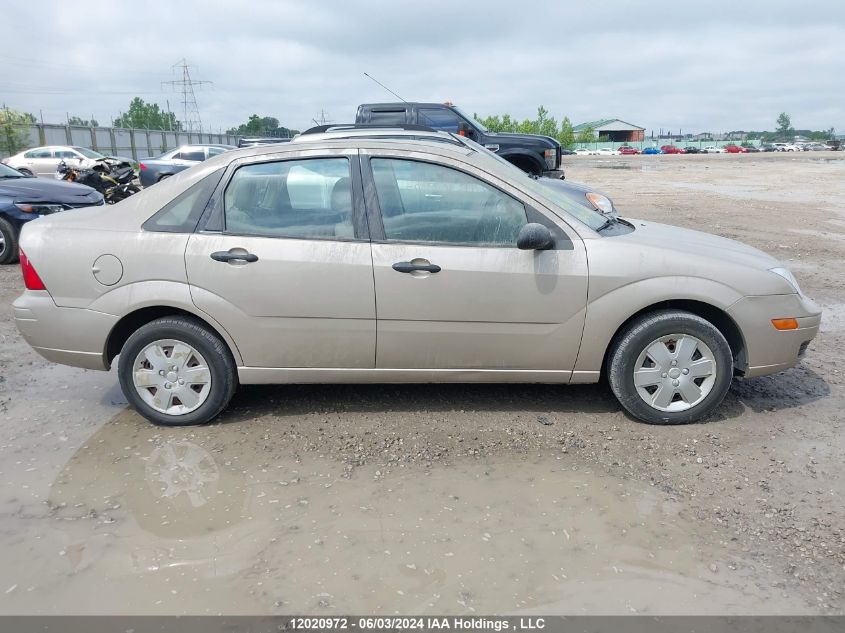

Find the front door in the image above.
[
  {"left": 185, "top": 150, "right": 376, "bottom": 370},
  {"left": 362, "top": 154, "right": 588, "bottom": 373}
]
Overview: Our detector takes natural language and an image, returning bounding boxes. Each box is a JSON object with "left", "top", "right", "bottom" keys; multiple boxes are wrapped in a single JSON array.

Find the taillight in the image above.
[
  {"left": 139, "top": 163, "right": 147, "bottom": 170},
  {"left": 20, "top": 250, "right": 46, "bottom": 291}
]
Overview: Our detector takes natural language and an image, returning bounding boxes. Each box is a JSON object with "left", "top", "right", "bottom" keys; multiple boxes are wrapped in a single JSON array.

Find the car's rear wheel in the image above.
[
  {"left": 118, "top": 316, "right": 237, "bottom": 426},
  {"left": 608, "top": 310, "right": 733, "bottom": 425},
  {"left": 0, "top": 218, "right": 20, "bottom": 265}
]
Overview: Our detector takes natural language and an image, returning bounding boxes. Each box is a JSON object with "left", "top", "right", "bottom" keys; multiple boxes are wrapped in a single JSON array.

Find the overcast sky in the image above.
[{"left": 4, "top": 1, "right": 844, "bottom": 134}]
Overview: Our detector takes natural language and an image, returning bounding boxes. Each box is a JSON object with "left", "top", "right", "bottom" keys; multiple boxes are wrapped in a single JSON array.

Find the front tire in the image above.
[
  {"left": 0, "top": 218, "right": 20, "bottom": 265},
  {"left": 608, "top": 310, "right": 733, "bottom": 424},
  {"left": 118, "top": 316, "right": 237, "bottom": 426}
]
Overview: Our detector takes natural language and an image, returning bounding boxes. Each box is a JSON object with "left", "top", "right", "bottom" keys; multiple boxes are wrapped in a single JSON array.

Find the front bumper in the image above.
[
  {"left": 13, "top": 290, "right": 116, "bottom": 370},
  {"left": 728, "top": 293, "right": 821, "bottom": 378}
]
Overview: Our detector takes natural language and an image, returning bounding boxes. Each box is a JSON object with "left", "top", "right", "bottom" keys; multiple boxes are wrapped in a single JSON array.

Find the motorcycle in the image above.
[{"left": 55, "top": 157, "right": 140, "bottom": 204}]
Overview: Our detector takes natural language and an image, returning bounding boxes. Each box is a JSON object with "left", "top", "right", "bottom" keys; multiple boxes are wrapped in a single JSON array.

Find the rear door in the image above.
[
  {"left": 361, "top": 151, "right": 588, "bottom": 373},
  {"left": 185, "top": 148, "right": 376, "bottom": 370},
  {"left": 25, "top": 148, "right": 57, "bottom": 176}
]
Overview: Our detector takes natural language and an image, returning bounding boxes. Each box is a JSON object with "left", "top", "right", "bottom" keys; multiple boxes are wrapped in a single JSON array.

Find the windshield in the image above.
[
  {"left": 72, "top": 146, "right": 105, "bottom": 159},
  {"left": 524, "top": 178, "right": 608, "bottom": 231},
  {"left": 0, "top": 162, "right": 25, "bottom": 178},
  {"left": 454, "top": 106, "right": 488, "bottom": 133}
]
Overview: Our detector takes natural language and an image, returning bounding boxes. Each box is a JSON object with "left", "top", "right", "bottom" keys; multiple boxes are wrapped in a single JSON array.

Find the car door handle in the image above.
[
  {"left": 210, "top": 250, "right": 259, "bottom": 263},
  {"left": 392, "top": 261, "right": 441, "bottom": 274}
]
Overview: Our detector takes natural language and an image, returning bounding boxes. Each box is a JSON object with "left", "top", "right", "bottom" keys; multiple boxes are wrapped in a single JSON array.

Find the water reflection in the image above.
[{"left": 0, "top": 411, "right": 811, "bottom": 614}]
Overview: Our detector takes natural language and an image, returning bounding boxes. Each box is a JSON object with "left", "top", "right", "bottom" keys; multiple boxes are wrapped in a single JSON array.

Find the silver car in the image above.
[
  {"left": 138, "top": 144, "right": 234, "bottom": 187},
  {"left": 3, "top": 145, "right": 132, "bottom": 177},
  {"left": 13, "top": 131, "right": 821, "bottom": 426}
]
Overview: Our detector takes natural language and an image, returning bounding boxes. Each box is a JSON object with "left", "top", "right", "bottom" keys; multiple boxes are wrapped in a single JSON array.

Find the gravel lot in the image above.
[{"left": 0, "top": 152, "right": 842, "bottom": 615}]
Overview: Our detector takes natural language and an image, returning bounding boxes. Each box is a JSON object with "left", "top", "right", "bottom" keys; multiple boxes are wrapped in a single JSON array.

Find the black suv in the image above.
[{"left": 356, "top": 102, "right": 563, "bottom": 177}]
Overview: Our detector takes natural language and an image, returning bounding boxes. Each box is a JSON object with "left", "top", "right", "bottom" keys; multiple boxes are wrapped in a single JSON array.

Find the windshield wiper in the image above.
[
  {"left": 0, "top": 175, "right": 24, "bottom": 179},
  {"left": 595, "top": 216, "right": 618, "bottom": 232}
]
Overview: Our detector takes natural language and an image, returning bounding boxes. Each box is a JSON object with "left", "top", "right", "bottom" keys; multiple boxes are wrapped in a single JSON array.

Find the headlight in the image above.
[
  {"left": 769, "top": 267, "right": 801, "bottom": 294},
  {"left": 544, "top": 148, "right": 557, "bottom": 170},
  {"left": 14, "top": 203, "right": 66, "bottom": 214},
  {"left": 585, "top": 192, "right": 614, "bottom": 215}
]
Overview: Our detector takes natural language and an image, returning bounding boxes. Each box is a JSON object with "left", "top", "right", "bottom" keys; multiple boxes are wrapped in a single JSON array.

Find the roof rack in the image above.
[{"left": 300, "top": 123, "right": 440, "bottom": 135}]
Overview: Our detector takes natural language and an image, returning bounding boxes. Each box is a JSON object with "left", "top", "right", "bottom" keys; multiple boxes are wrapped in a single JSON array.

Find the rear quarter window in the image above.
[{"left": 142, "top": 169, "right": 224, "bottom": 233}]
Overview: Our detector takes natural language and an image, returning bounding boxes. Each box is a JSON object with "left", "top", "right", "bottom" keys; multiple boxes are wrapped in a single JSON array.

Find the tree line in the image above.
[{"left": 473, "top": 106, "right": 596, "bottom": 148}]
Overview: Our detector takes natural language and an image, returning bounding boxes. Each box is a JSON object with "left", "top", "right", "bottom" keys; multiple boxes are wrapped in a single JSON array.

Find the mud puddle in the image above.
[{"left": 0, "top": 407, "right": 814, "bottom": 615}]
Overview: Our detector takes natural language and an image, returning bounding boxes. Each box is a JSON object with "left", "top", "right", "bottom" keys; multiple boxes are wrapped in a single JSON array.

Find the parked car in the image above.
[
  {"left": 595, "top": 148, "right": 616, "bottom": 156},
  {"left": 742, "top": 145, "right": 760, "bottom": 153},
  {"left": 573, "top": 149, "right": 592, "bottom": 156},
  {"left": 760, "top": 144, "right": 778, "bottom": 152},
  {"left": 617, "top": 146, "right": 640, "bottom": 155},
  {"left": 14, "top": 130, "right": 821, "bottom": 427},
  {"left": 723, "top": 145, "right": 747, "bottom": 153},
  {"left": 138, "top": 145, "right": 235, "bottom": 187},
  {"left": 561, "top": 149, "right": 576, "bottom": 156},
  {"left": 2, "top": 145, "right": 134, "bottom": 178},
  {"left": 0, "top": 162, "right": 103, "bottom": 264},
  {"left": 772, "top": 143, "right": 800, "bottom": 152},
  {"left": 683, "top": 146, "right": 702, "bottom": 154},
  {"left": 660, "top": 145, "right": 686, "bottom": 154},
  {"left": 642, "top": 147, "right": 663, "bottom": 155},
  {"left": 702, "top": 146, "right": 725, "bottom": 154},
  {"left": 356, "top": 102, "right": 563, "bottom": 176},
  {"left": 237, "top": 137, "right": 292, "bottom": 148},
  {"left": 802, "top": 143, "right": 828, "bottom": 151}
]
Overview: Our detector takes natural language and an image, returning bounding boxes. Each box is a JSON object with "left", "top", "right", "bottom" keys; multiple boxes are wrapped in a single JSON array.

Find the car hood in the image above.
[
  {"left": 620, "top": 219, "right": 780, "bottom": 270},
  {"left": 485, "top": 131, "right": 560, "bottom": 149},
  {"left": 0, "top": 177, "right": 102, "bottom": 204}
]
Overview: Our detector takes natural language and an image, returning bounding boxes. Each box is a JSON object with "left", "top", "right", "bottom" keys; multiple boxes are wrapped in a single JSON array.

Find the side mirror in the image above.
[{"left": 516, "top": 223, "right": 554, "bottom": 250}]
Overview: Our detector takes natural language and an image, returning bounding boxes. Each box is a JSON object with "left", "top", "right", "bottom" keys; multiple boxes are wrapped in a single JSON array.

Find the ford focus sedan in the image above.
[{"left": 13, "top": 130, "right": 821, "bottom": 426}]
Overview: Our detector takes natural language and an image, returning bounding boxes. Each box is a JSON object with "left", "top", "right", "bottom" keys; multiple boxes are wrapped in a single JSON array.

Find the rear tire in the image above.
[
  {"left": 118, "top": 316, "right": 237, "bottom": 426},
  {"left": 608, "top": 310, "right": 733, "bottom": 425},
  {"left": 0, "top": 218, "right": 20, "bottom": 265}
]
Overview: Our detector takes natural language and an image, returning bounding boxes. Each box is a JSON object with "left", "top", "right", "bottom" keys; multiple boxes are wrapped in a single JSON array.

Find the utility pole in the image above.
[{"left": 162, "top": 59, "right": 212, "bottom": 134}]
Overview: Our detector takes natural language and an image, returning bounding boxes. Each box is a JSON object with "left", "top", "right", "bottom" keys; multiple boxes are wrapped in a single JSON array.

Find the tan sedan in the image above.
[{"left": 13, "top": 130, "right": 821, "bottom": 426}]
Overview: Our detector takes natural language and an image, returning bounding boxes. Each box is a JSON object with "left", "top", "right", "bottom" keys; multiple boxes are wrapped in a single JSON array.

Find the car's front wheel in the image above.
[
  {"left": 118, "top": 316, "right": 237, "bottom": 426},
  {"left": 608, "top": 310, "right": 733, "bottom": 424},
  {"left": 0, "top": 218, "right": 20, "bottom": 265}
]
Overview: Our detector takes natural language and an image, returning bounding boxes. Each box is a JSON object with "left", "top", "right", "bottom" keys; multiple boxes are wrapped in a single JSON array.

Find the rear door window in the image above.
[
  {"left": 25, "top": 149, "right": 53, "bottom": 159},
  {"left": 176, "top": 149, "right": 206, "bottom": 161},
  {"left": 223, "top": 157, "right": 355, "bottom": 239},
  {"left": 368, "top": 109, "right": 407, "bottom": 125}
]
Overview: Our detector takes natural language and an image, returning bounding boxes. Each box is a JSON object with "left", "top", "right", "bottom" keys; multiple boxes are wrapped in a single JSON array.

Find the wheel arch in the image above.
[
  {"left": 499, "top": 151, "right": 544, "bottom": 175},
  {"left": 105, "top": 305, "right": 243, "bottom": 369},
  {"left": 601, "top": 299, "right": 748, "bottom": 378}
]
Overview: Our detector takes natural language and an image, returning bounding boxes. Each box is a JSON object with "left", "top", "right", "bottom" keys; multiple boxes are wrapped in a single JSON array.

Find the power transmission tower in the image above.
[
  {"left": 162, "top": 59, "right": 212, "bottom": 133},
  {"left": 312, "top": 109, "right": 332, "bottom": 126}
]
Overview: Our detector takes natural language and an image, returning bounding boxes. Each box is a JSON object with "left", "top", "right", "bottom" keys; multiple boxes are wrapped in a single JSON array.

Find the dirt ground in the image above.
[{"left": 0, "top": 152, "right": 842, "bottom": 615}]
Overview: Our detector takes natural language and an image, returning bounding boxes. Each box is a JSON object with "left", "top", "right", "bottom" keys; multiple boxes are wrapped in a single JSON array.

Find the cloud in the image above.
[{"left": 3, "top": 0, "right": 844, "bottom": 133}]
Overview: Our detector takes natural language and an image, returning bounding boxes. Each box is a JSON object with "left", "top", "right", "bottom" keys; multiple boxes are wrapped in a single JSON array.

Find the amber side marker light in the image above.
[{"left": 771, "top": 318, "right": 799, "bottom": 331}]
